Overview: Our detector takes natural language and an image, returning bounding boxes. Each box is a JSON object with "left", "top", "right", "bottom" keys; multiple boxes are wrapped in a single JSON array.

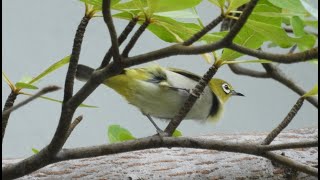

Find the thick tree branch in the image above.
[
  {"left": 63, "top": 16, "right": 90, "bottom": 103},
  {"left": 2, "top": 86, "right": 60, "bottom": 117},
  {"left": 122, "top": 20, "right": 150, "bottom": 58},
  {"left": 262, "top": 98, "right": 304, "bottom": 145},
  {"left": 102, "top": 0, "right": 121, "bottom": 64},
  {"left": 228, "top": 43, "right": 318, "bottom": 63},
  {"left": 2, "top": 91, "right": 18, "bottom": 145},
  {"left": 99, "top": 17, "right": 139, "bottom": 68}
]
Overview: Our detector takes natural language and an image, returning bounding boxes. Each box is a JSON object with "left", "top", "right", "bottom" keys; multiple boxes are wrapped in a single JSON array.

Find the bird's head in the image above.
[{"left": 208, "top": 78, "right": 244, "bottom": 103}]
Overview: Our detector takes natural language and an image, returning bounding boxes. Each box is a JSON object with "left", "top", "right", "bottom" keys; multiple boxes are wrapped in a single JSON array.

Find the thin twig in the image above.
[
  {"left": 229, "top": 64, "right": 269, "bottom": 78},
  {"left": 183, "top": 14, "right": 224, "bottom": 46},
  {"left": 122, "top": 20, "right": 150, "bottom": 58},
  {"left": 262, "top": 98, "right": 305, "bottom": 145},
  {"left": 66, "top": 115, "right": 83, "bottom": 139},
  {"left": 102, "top": 0, "right": 121, "bottom": 64},
  {"left": 262, "top": 63, "right": 318, "bottom": 108},
  {"left": 2, "top": 91, "right": 18, "bottom": 144},
  {"left": 99, "top": 17, "right": 139, "bottom": 68},
  {"left": 2, "top": 86, "right": 61, "bottom": 117},
  {"left": 63, "top": 15, "right": 91, "bottom": 103},
  {"left": 223, "top": 0, "right": 259, "bottom": 43},
  {"left": 228, "top": 43, "right": 318, "bottom": 63},
  {"left": 259, "top": 140, "right": 318, "bottom": 151},
  {"left": 164, "top": 65, "right": 218, "bottom": 135}
]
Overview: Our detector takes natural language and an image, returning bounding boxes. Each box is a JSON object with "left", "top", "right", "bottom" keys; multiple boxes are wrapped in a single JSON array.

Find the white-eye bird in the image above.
[{"left": 76, "top": 64, "right": 244, "bottom": 131}]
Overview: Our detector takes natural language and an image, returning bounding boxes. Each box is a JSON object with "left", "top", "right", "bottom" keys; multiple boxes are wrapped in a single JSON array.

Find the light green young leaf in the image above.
[
  {"left": 208, "top": 0, "right": 225, "bottom": 9},
  {"left": 227, "top": 0, "right": 250, "bottom": 12},
  {"left": 296, "top": 34, "right": 316, "bottom": 52},
  {"left": 154, "top": 9, "right": 199, "bottom": 19},
  {"left": 291, "top": 16, "right": 305, "bottom": 37},
  {"left": 172, "top": 129, "right": 183, "bottom": 137},
  {"left": 19, "top": 92, "right": 98, "bottom": 108},
  {"left": 15, "top": 82, "right": 38, "bottom": 90},
  {"left": 303, "top": 84, "right": 318, "bottom": 97},
  {"left": 267, "top": 0, "right": 307, "bottom": 14},
  {"left": 300, "top": 0, "right": 318, "bottom": 19},
  {"left": 304, "top": 20, "right": 318, "bottom": 28},
  {"left": 108, "top": 125, "right": 136, "bottom": 143},
  {"left": 309, "top": 59, "right": 318, "bottom": 65},
  {"left": 28, "top": 55, "right": 70, "bottom": 85},
  {"left": 114, "top": 0, "right": 202, "bottom": 13},
  {"left": 31, "top": 148, "right": 40, "bottom": 154}
]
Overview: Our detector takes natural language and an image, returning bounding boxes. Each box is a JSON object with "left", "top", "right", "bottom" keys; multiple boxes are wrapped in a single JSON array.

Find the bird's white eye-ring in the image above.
[{"left": 222, "top": 83, "right": 231, "bottom": 94}]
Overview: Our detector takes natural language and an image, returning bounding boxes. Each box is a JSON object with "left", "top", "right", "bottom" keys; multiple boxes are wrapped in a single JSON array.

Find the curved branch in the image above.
[
  {"left": 228, "top": 43, "right": 318, "bottom": 63},
  {"left": 228, "top": 64, "right": 269, "bottom": 78},
  {"left": 262, "top": 64, "right": 318, "bottom": 108}
]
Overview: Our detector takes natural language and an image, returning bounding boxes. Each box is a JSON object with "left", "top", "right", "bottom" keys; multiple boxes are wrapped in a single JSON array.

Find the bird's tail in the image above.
[{"left": 75, "top": 64, "right": 94, "bottom": 82}]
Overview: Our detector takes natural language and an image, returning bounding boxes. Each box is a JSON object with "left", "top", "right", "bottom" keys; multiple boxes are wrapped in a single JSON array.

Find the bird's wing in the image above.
[{"left": 167, "top": 67, "right": 201, "bottom": 82}]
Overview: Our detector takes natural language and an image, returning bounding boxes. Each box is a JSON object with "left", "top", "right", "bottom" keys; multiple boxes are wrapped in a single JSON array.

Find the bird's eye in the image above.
[{"left": 222, "top": 83, "right": 231, "bottom": 94}]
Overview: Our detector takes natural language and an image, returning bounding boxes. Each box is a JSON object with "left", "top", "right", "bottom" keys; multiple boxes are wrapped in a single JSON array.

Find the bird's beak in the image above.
[{"left": 231, "top": 90, "right": 245, "bottom": 96}]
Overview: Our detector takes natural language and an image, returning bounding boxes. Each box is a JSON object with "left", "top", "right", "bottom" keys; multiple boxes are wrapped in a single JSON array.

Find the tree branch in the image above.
[
  {"left": 228, "top": 64, "right": 269, "bottom": 78},
  {"left": 263, "top": 151, "right": 318, "bottom": 176},
  {"left": 262, "top": 98, "right": 304, "bottom": 145},
  {"left": 63, "top": 16, "right": 91, "bottom": 103},
  {"left": 183, "top": 14, "right": 224, "bottom": 46},
  {"left": 66, "top": 115, "right": 83, "bottom": 139},
  {"left": 259, "top": 140, "right": 318, "bottom": 151},
  {"left": 262, "top": 64, "right": 318, "bottom": 108},
  {"left": 122, "top": 20, "right": 150, "bottom": 58},
  {"left": 99, "top": 17, "right": 139, "bottom": 68},
  {"left": 223, "top": 0, "right": 259, "bottom": 43},
  {"left": 2, "top": 91, "right": 18, "bottom": 145},
  {"left": 228, "top": 43, "right": 318, "bottom": 63},
  {"left": 164, "top": 65, "right": 218, "bottom": 135},
  {"left": 2, "top": 86, "right": 60, "bottom": 117},
  {"left": 102, "top": 0, "right": 121, "bottom": 64}
]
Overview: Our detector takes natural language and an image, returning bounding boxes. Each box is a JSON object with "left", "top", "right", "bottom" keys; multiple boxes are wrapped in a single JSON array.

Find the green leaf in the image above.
[
  {"left": 108, "top": 125, "right": 136, "bottom": 143},
  {"left": 114, "top": 0, "right": 202, "bottom": 13},
  {"left": 28, "top": 55, "right": 70, "bottom": 85},
  {"left": 267, "top": 0, "right": 307, "bottom": 14},
  {"left": 154, "top": 9, "right": 199, "bottom": 19},
  {"left": 2, "top": 72, "right": 15, "bottom": 90},
  {"left": 172, "top": 129, "right": 183, "bottom": 137},
  {"left": 32, "top": 148, "right": 39, "bottom": 154},
  {"left": 19, "top": 92, "right": 98, "bottom": 108},
  {"left": 300, "top": 0, "right": 318, "bottom": 19},
  {"left": 291, "top": 16, "right": 305, "bottom": 37},
  {"left": 304, "top": 20, "right": 318, "bottom": 28},
  {"left": 208, "top": 0, "right": 225, "bottom": 9},
  {"left": 15, "top": 82, "right": 39, "bottom": 90},
  {"left": 309, "top": 59, "right": 318, "bottom": 65},
  {"left": 303, "top": 84, "right": 318, "bottom": 97},
  {"left": 296, "top": 34, "right": 316, "bottom": 52},
  {"left": 227, "top": 0, "right": 250, "bottom": 12}
]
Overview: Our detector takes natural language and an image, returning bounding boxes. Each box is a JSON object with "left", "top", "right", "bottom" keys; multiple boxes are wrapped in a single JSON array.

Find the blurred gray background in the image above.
[{"left": 2, "top": 0, "right": 318, "bottom": 158}]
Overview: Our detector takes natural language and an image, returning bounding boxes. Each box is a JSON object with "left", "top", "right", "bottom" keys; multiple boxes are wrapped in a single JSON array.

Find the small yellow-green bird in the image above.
[{"left": 76, "top": 64, "right": 243, "bottom": 131}]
